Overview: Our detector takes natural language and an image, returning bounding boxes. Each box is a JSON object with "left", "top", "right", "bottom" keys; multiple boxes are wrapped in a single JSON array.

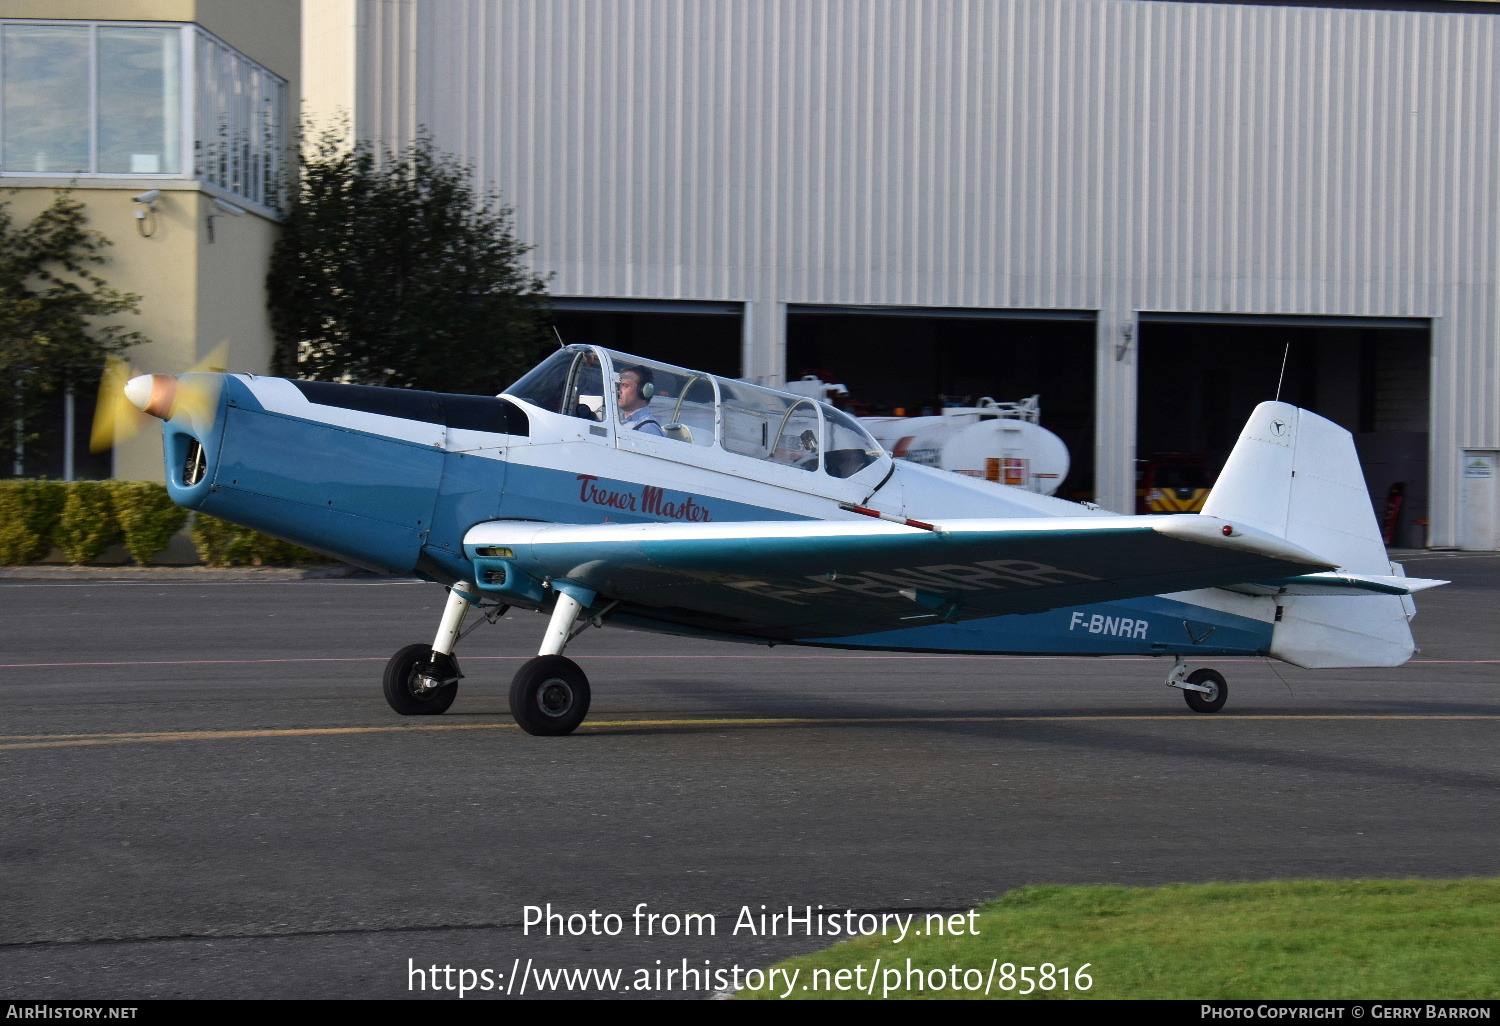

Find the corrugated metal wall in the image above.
[
  {"left": 355, "top": 0, "right": 417, "bottom": 149},
  {"left": 358, "top": 0, "right": 1500, "bottom": 542}
]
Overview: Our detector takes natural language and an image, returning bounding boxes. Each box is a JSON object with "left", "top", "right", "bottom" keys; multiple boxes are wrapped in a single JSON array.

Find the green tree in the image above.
[
  {"left": 267, "top": 128, "right": 551, "bottom": 394},
  {"left": 0, "top": 190, "right": 146, "bottom": 473}
]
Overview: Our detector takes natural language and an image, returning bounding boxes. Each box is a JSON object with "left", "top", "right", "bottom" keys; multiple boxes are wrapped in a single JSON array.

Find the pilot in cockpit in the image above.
[{"left": 616, "top": 366, "right": 665, "bottom": 436}]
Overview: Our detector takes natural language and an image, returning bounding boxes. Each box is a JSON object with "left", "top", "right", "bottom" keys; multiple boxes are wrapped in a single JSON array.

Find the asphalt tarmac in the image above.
[{"left": 1, "top": 550, "right": 1495, "bottom": 999}]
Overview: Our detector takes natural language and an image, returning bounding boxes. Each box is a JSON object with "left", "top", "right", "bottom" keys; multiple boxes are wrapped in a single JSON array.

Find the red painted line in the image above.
[
  {"left": 1, "top": 655, "right": 1496, "bottom": 670},
  {"left": 1, "top": 657, "right": 391, "bottom": 669}
]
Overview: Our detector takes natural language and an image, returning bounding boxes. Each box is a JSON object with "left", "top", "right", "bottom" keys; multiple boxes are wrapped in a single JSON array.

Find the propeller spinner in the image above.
[{"left": 123, "top": 373, "right": 179, "bottom": 420}]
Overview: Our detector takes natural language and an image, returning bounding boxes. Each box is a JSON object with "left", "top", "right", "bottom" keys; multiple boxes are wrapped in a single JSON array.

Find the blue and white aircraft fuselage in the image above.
[{"left": 130, "top": 344, "right": 1443, "bottom": 734}]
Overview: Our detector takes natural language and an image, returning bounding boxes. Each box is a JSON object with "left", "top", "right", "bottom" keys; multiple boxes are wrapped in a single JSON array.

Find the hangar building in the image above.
[{"left": 305, "top": 0, "right": 1500, "bottom": 549}]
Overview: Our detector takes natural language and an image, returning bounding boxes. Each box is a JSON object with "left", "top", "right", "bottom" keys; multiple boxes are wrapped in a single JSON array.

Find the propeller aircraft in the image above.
[{"left": 115, "top": 344, "right": 1445, "bottom": 735}]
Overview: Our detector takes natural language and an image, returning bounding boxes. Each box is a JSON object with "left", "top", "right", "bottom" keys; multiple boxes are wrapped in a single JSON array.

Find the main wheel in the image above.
[
  {"left": 1182, "top": 668, "right": 1228, "bottom": 713},
  {"left": 383, "top": 643, "right": 459, "bottom": 715},
  {"left": 509, "top": 655, "right": 591, "bottom": 736}
]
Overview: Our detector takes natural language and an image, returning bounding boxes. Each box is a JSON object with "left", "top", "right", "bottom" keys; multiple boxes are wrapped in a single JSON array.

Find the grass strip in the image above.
[{"left": 738, "top": 878, "right": 1500, "bottom": 1000}]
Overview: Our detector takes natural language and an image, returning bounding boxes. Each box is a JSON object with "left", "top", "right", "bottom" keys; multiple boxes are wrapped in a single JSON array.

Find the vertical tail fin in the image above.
[
  {"left": 1202, "top": 402, "right": 1416, "bottom": 668},
  {"left": 1201, "top": 403, "right": 1389, "bottom": 574}
]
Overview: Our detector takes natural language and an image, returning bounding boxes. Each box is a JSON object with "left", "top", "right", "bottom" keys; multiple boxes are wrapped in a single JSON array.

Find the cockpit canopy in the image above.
[{"left": 506, "top": 345, "right": 884, "bottom": 479}]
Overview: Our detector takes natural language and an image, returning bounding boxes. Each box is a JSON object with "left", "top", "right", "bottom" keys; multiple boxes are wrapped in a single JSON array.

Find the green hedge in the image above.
[
  {"left": 109, "top": 481, "right": 189, "bottom": 566},
  {"left": 0, "top": 480, "right": 68, "bottom": 563},
  {"left": 189, "top": 512, "right": 330, "bottom": 568},
  {"left": 56, "top": 481, "right": 121, "bottom": 564},
  {"left": 0, "top": 480, "right": 331, "bottom": 567}
]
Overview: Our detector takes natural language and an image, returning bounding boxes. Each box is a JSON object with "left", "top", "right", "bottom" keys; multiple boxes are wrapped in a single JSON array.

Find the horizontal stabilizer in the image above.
[{"left": 1222, "top": 572, "right": 1449, "bottom": 597}]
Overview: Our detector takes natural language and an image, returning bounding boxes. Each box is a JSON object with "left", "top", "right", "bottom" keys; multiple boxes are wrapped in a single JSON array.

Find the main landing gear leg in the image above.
[
  {"left": 1165, "top": 657, "right": 1229, "bottom": 713},
  {"left": 382, "top": 584, "right": 470, "bottom": 715},
  {"left": 510, "top": 585, "right": 595, "bottom": 736}
]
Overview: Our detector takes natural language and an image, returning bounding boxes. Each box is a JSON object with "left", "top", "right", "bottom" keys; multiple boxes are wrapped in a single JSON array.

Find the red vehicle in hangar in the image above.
[{"left": 1136, "top": 453, "right": 1219, "bottom": 515}]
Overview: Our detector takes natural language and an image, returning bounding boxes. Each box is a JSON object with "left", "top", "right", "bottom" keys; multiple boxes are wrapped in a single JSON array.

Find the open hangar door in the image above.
[
  {"left": 786, "top": 306, "right": 1097, "bottom": 500},
  {"left": 547, "top": 298, "right": 744, "bottom": 378},
  {"left": 1136, "top": 313, "right": 1432, "bottom": 546}
]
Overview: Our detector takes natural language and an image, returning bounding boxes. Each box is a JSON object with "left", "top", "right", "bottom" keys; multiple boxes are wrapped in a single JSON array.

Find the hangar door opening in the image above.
[
  {"left": 547, "top": 298, "right": 744, "bottom": 378},
  {"left": 1136, "top": 314, "right": 1431, "bottom": 546},
  {"left": 786, "top": 306, "right": 1098, "bottom": 500}
]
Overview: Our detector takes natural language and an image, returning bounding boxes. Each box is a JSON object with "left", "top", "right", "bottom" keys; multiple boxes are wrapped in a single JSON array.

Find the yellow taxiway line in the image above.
[{"left": 1, "top": 714, "right": 1496, "bottom": 751}]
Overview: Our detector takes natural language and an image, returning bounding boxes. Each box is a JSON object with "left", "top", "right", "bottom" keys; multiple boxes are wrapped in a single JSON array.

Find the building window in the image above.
[
  {"left": 3, "top": 23, "right": 106, "bottom": 174},
  {"left": 0, "top": 20, "right": 285, "bottom": 210},
  {"left": 99, "top": 26, "right": 183, "bottom": 175},
  {"left": 195, "top": 31, "right": 284, "bottom": 211}
]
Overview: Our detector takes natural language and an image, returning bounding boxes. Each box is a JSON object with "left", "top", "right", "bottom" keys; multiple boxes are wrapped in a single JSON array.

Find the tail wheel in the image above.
[
  {"left": 1182, "top": 668, "right": 1228, "bottom": 713},
  {"left": 383, "top": 643, "right": 459, "bottom": 715},
  {"left": 509, "top": 655, "right": 591, "bottom": 736}
]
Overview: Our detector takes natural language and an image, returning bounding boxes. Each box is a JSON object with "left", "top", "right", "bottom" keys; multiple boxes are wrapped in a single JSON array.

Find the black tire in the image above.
[
  {"left": 1182, "top": 668, "right": 1228, "bottom": 713},
  {"left": 509, "top": 655, "right": 591, "bottom": 736},
  {"left": 383, "top": 643, "right": 459, "bottom": 715}
]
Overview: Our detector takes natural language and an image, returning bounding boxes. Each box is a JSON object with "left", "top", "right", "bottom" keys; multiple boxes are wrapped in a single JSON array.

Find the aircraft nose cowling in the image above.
[{"left": 125, "top": 373, "right": 179, "bottom": 420}]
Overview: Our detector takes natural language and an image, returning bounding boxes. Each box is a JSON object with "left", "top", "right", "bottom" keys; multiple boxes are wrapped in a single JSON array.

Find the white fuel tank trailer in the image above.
[{"left": 860, "top": 397, "right": 1070, "bottom": 496}]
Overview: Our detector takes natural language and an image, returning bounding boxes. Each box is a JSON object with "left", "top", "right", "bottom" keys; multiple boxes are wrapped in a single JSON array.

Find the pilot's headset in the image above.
[{"left": 620, "top": 365, "right": 655, "bottom": 400}]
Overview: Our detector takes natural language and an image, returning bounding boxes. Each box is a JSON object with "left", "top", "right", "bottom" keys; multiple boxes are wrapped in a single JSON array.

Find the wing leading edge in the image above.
[{"left": 463, "top": 515, "right": 1336, "bottom": 641}]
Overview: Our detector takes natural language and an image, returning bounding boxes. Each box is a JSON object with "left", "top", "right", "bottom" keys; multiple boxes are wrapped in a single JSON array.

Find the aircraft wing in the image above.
[{"left": 464, "top": 514, "right": 1336, "bottom": 641}]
